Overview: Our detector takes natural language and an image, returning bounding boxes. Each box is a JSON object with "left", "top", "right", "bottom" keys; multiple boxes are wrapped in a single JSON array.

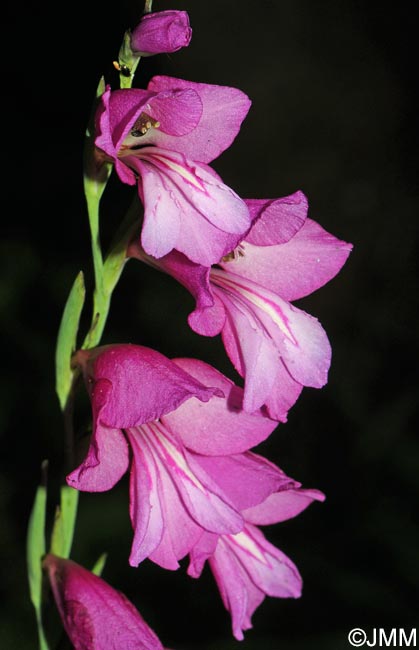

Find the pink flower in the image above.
[
  {"left": 188, "top": 486, "right": 325, "bottom": 641},
  {"left": 129, "top": 191, "right": 352, "bottom": 420},
  {"left": 131, "top": 10, "right": 192, "bottom": 56},
  {"left": 95, "top": 76, "right": 252, "bottom": 265},
  {"left": 43, "top": 554, "right": 165, "bottom": 649},
  {"left": 67, "top": 345, "right": 284, "bottom": 569}
]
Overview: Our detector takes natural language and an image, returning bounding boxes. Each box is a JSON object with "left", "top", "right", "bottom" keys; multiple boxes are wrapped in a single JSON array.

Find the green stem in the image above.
[
  {"left": 84, "top": 175, "right": 105, "bottom": 293},
  {"left": 118, "top": 0, "right": 153, "bottom": 87}
]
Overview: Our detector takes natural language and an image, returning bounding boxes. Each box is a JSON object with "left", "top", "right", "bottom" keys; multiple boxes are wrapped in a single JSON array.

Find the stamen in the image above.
[
  {"left": 112, "top": 61, "right": 131, "bottom": 77},
  {"left": 221, "top": 244, "right": 245, "bottom": 263},
  {"left": 131, "top": 112, "right": 161, "bottom": 137}
]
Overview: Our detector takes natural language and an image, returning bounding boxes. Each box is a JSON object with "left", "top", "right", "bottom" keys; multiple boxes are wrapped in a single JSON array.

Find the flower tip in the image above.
[{"left": 131, "top": 10, "right": 192, "bottom": 57}]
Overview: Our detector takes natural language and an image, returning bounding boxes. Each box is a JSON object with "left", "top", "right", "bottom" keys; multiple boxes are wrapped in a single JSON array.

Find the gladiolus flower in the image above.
[
  {"left": 43, "top": 554, "right": 165, "bottom": 649},
  {"left": 129, "top": 190, "right": 352, "bottom": 420},
  {"left": 95, "top": 76, "right": 251, "bottom": 265},
  {"left": 131, "top": 10, "right": 192, "bottom": 56},
  {"left": 66, "top": 345, "right": 285, "bottom": 570},
  {"left": 188, "top": 486, "right": 325, "bottom": 640}
]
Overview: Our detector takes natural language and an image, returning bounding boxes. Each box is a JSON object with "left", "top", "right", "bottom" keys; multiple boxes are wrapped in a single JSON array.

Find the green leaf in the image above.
[
  {"left": 55, "top": 272, "right": 85, "bottom": 410},
  {"left": 26, "top": 472, "right": 50, "bottom": 650},
  {"left": 91, "top": 552, "right": 108, "bottom": 577},
  {"left": 50, "top": 486, "right": 79, "bottom": 559}
]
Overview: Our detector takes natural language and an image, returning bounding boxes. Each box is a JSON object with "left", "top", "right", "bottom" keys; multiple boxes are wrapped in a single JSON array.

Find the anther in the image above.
[{"left": 130, "top": 112, "right": 160, "bottom": 137}]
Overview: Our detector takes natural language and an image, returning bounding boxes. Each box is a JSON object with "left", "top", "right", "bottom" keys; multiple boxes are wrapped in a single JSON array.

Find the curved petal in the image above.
[
  {"left": 243, "top": 488, "right": 326, "bottom": 525},
  {"left": 225, "top": 218, "right": 353, "bottom": 301},
  {"left": 128, "top": 150, "right": 250, "bottom": 264},
  {"left": 96, "top": 87, "right": 151, "bottom": 160},
  {"left": 264, "top": 362, "right": 303, "bottom": 422},
  {"left": 208, "top": 538, "right": 264, "bottom": 641},
  {"left": 216, "top": 289, "right": 281, "bottom": 413},
  {"left": 175, "top": 213, "right": 245, "bottom": 268},
  {"left": 145, "top": 423, "right": 243, "bottom": 536},
  {"left": 127, "top": 432, "right": 165, "bottom": 567},
  {"left": 147, "top": 461, "right": 204, "bottom": 570},
  {"left": 163, "top": 358, "right": 278, "bottom": 454},
  {"left": 212, "top": 270, "right": 332, "bottom": 389},
  {"left": 188, "top": 451, "right": 297, "bottom": 511},
  {"left": 122, "top": 89, "right": 203, "bottom": 142},
  {"left": 96, "top": 86, "right": 204, "bottom": 186},
  {"left": 66, "top": 420, "right": 129, "bottom": 492},
  {"left": 133, "top": 157, "right": 181, "bottom": 259},
  {"left": 147, "top": 75, "right": 251, "bottom": 163},
  {"left": 128, "top": 430, "right": 205, "bottom": 570},
  {"left": 127, "top": 244, "right": 226, "bottom": 336},
  {"left": 187, "top": 531, "right": 218, "bottom": 578},
  {"left": 144, "top": 148, "right": 250, "bottom": 233},
  {"left": 157, "top": 250, "right": 226, "bottom": 336},
  {"left": 244, "top": 191, "right": 308, "bottom": 246},
  {"left": 226, "top": 525, "right": 302, "bottom": 599},
  {"left": 82, "top": 344, "right": 221, "bottom": 429},
  {"left": 100, "top": 87, "right": 202, "bottom": 153}
]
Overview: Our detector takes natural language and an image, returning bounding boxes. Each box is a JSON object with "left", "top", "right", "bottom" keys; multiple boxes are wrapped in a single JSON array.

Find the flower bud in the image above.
[
  {"left": 131, "top": 10, "right": 192, "bottom": 56},
  {"left": 43, "top": 554, "right": 164, "bottom": 649}
]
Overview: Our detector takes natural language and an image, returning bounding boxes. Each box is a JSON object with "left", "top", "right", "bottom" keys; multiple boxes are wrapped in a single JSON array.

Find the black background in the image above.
[{"left": 1, "top": 1, "right": 418, "bottom": 648}]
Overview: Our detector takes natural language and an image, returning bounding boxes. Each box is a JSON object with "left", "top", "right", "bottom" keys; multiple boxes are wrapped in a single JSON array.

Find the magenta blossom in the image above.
[
  {"left": 95, "top": 76, "right": 252, "bottom": 265},
  {"left": 129, "top": 191, "right": 352, "bottom": 420},
  {"left": 67, "top": 345, "right": 287, "bottom": 569},
  {"left": 188, "top": 486, "right": 325, "bottom": 640},
  {"left": 43, "top": 554, "right": 165, "bottom": 649},
  {"left": 131, "top": 10, "right": 192, "bottom": 56}
]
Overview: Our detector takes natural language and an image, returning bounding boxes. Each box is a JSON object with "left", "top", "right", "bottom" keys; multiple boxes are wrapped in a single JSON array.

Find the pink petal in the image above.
[
  {"left": 208, "top": 538, "right": 264, "bottom": 641},
  {"left": 147, "top": 468, "right": 204, "bottom": 570},
  {"left": 138, "top": 89, "right": 203, "bottom": 137},
  {"left": 144, "top": 148, "right": 249, "bottom": 233},
  {"left": 66, "top": 376, "right": 129, "bottom": 492},
  {"left": 227, "top": 525, "right": 302, "bottom": 599},
  {"left": 187, "top": 531, "right": 218, "bottom": 578},
  {"left": 213, "top": 271, "right": 332, "bottom": 389},
  {"left": 96, "top": 87, "right": 150, "bottom": 160},
  {"left": 264, "top": 363, "right": 303, "bottom": 422},
  {"left": 216, "top": 289, "right": 281, "bottom": 413},
  {"left": 147, "top": 75, "right": 251, "bottom": 163},
  {"left": 82, "top": 344, "right": 220, "bottom": 429},
  {"left": 127, "top": 244, "right": 226, "bottom": 336},
  {"left": 225, "top": 218, "right": 353, "bottom": 301},
  {"left": 174, "top": 215, "right": 245, "bottom": 268},
  {"left": 265, "top": 299, "right": 331, "bottom": 388},
  {"left": 244, "top": 191, "right": 308, "bottom": 246},
  {"left": 129, "top": 150, "right": 250, "bottom": 264},
  {"left": 243, "top": 488, "right": 326, "bottom": 525},
  {"left": 155, "top": 250, "right": 226, "bottom": 337},
  {"left": 127, "top": 433, "right": 165, "bottom": 567},
  {"left": 66, "top": 420, "right": 129, "bottom": 492},
  {"left": 96, "top": 86, "right": 203, "bottom": 185},
  {"left": 162, "top": 358, "right": 278, "bottom": 454},
  {"left": 128, "top": 431, "right": 203, "bottom": 569},
  {"left": 133, "top": 158, "right": 181, "bottom": 259},
  {"left": 145, "top": 423, "right": 243, "bottom": 536},
  {"left": 188, "top": 451, "right": 297, "bottom": 511}
]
